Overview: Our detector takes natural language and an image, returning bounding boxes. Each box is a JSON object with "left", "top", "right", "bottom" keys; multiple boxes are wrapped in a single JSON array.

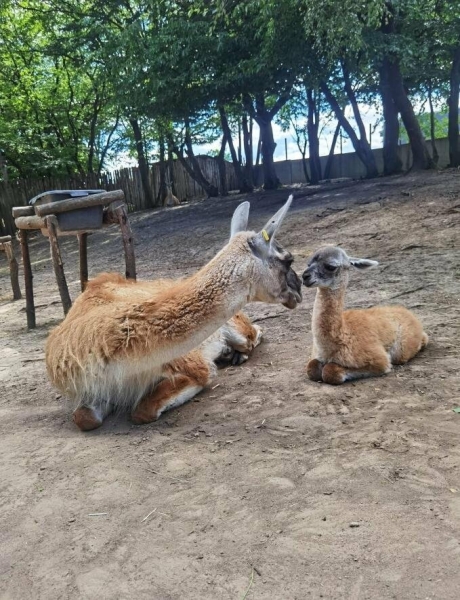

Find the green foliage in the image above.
[
  {"left": 0, "top": 1, "right": 122, "bottom": 178},
  {"left": 398, "top": 109, "right": 449, "bottom": 143},
  {"left": 0, "top": 0, "right": 458, "bottom": 180}
]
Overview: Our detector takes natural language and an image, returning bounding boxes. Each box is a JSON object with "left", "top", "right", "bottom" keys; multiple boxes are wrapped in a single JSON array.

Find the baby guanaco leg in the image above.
[
  {"left": 131, "top": 350, "right": 211, "bottom": 424},
  {"left": 131, "top": 374, "right": 207, "bottom": 424},
  {"left": 322, "top": 353, "right": 391, "bottom": 385}
]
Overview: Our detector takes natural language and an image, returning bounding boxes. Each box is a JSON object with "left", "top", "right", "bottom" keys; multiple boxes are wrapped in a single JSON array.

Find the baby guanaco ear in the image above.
[
  {"left": 349, "top": 257, "right": 379, "bottom": 270},
  {"left": 230, "top": 201, "right": 250, "bottom": 239}
]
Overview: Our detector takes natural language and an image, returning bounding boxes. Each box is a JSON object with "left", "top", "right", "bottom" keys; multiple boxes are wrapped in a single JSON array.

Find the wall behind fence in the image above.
[
  {"left": 0, "top": 137, "right": 451, "bottom": 236},
  {"left": 261, "top": 137, "right": 451, "bottom": 185}
]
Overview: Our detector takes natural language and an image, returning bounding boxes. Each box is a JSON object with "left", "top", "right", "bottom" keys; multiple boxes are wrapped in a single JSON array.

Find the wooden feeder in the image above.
[
  {"left": 13, "top": 189, "right": 136, "bottom": 329},
  {"left": 0, "top": 235, "right": 22, "bottom": 301},
  {"left": 29, "top": 189, "right": 106, "bottom": 235}
]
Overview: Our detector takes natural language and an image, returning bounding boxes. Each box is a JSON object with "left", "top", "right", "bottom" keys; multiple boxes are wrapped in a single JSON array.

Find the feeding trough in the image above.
[
  {"left": 29, "top": 190, "right": 106, "bottom": 236},
  {"left": 12, "top": 189, "right": 137, "bottom": 329}
]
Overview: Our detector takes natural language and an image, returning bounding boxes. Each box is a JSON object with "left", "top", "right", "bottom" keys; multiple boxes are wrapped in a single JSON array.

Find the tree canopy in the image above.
[{"left": 0, "top": 0, "right": 459, "bottom": 195}]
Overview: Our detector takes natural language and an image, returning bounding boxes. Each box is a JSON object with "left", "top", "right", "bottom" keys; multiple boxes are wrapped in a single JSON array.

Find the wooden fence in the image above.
[
  {"left": 0, "top": 156, "right": 239, "bottom": 236},
  {"left": 1, "top": 137, "right": 452, "bottom": 237}
]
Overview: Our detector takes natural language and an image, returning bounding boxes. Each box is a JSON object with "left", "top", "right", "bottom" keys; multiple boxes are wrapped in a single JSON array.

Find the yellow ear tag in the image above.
[{"left": 262, "top": 229, "right": 270, "bottom": 242}]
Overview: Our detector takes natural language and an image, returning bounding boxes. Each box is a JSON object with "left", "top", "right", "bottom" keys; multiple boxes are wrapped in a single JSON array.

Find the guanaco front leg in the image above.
[
  {"left": 306, "top": 358, "right": 324, "bottom": 382},
  {"left": 73, "top": 406, "right": 105, "bottom": 431}
]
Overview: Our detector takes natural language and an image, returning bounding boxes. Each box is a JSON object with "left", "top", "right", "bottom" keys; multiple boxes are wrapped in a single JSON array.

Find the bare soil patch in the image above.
[{"left": 1, "top": 170, "right": 460, "bottom": 599}]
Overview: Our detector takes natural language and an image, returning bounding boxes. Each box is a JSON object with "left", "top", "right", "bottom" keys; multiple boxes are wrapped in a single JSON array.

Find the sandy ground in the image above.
[{"left": 1, "top": 170, "right": 460, "bottom": 600}]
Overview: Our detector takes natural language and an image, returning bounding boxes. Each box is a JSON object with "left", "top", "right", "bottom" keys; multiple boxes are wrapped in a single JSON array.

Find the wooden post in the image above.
[
  {"left": 12, "top": 206, "right": 34, "bottom": 218},
  {"left": 3, "top": 242, "right": 22, "bottom": 300},
  {"left": 78, "top": 233, "right": 88, "bottom": 292},
  {"left": 14, "top": 215, "right": 45, "bottom": 230},
  {"left": 19, "top": 229, "right": 35, "bottom": 329},
  {"left": 46, "top": 215, "right": 72, "bottom": 315},
  {"left": 115, "top": 204, "right": 136, "bottom": 280}
]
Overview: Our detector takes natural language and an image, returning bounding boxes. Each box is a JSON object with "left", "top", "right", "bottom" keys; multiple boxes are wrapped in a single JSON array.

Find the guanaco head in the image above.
[
  {"left": 230, "top": 195, "right": 302, "bottom": 309},
  {"left": 302, "top": 246, "right": 378, "bottom": 290}
]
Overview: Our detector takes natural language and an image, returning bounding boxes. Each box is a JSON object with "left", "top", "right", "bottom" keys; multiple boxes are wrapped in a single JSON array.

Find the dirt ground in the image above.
[{"left": 1, "top": 170, "right": 460, "bottom": 600}]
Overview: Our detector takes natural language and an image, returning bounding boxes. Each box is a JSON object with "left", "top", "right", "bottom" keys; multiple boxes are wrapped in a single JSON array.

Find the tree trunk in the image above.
[
  {"left": 242, "top": 113, "right": 254, "bottom": 189},
  {"left": 170, "top": 121, "right": 219, "bottom": 198},
  {"left": 219, "top": 106, "right": 253, "bottom": 193},
  {"left": 324, "top": 122, "right": 341, "bottom": 179},
  {"left": 379, "top": 59, "right": 403, "bottom": 175},
  {"left": 258, "top": 118, "right": 279, "bottom": 189},
  {"left": 129, "top": 118, "right": 155, "bottom": 209},
  {"left": 177, "top": 151, "right": 218, "bottom": 198},
  {"left": 167, "top": 143, "right": 178, "bottom": 197},
  {"left": 97, "top": 111, "right": 120, "bottom": 175},
  {"left": 427, "top": 81, "right": 439, "bottom": 166},
  {"left": 243, "top": 89, "right": 292, "bottom": 190},
  {"left": 217, "top": 133, "right": 228, "bottom": 196},
  {"left": 157, "top": 134, "right": 168, "bottom": 205},
  {"left": 448, "top": 46, "right": 460, "bottom": 167},
  {"left": 385, "top": 60, "right": 434, "bottom": 170},
  {"left": 254, "top": 134, "right": 262, "bottom": 186},
  {"left": 306, "top": 88, "right": 322, "bottom": 184},
  {"left": 184, "top": 120, "right": 218, "bottom": 197},
  {"left": 301, "top": 154, "right": 310, "bottom": 183},
  {"left": 237, "top": 119, "right": 242, "bottom": 165},
  {"left": 87, "top": 97, "right": 99, "bottom": 174},
  {"left": 321, "top": 83, "right": 378, "bottom": 178},
  {"left": 342, "top": 64, "right": 367, "bottom": 141},
  {"left": 379, "top": 7, "right": 433, "bottom": 171},
  {"left": 295, "top": 136, "right": 310, "bottom": 183}
]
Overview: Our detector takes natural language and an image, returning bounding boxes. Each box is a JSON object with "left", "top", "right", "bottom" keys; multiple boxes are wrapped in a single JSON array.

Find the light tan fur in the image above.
[
  {"left": 302, "top": 246, "right": 428, "bottom": 385},
  {"left": 46, "top": 199, "right": 300, "bottom": 430},
  {"left": 165, "top": 189, "right": 180, "bottom": 207},
  {"left": 165, "top": 174, "right": 180, "bottom": 206}
]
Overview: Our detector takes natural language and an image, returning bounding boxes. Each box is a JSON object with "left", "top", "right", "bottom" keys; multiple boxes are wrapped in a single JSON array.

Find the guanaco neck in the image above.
[
  {"left": 188, "top": 244, "right": 253, "bottom": 318},
  {"left": 142, "top": 236, "right": 253, "bottom": 352},
  {"left": 312, "top": 284, "right": 346, "bottom": 345}
]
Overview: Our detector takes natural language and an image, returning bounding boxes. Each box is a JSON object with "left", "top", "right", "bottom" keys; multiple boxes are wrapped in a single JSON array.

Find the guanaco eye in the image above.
[{"left": 324, "top": 263, "right": 338, "bottom": 273}]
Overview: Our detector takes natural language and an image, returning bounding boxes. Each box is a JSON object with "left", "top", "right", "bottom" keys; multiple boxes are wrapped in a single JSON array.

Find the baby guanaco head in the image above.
[
  {"left": 230, "top": 196, "right": 302, "bottom": 309},
  {"left": 302, "top": 246, "right": 378, "bottom": 290},
  {"left": 229, "top": 312, "right": 263, "bottom": 352}
]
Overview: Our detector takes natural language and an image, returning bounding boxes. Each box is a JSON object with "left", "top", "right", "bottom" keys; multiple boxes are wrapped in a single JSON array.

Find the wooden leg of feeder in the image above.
[
  {"left": 46, "top": 216, "right": 72, "bottom": 315},
  {"left": 19, "top": 229, "right": 35, "bottom": 329},
  {"left": 78, "top": 233, "right": 88, "bottom": 292},
  {"left": 115, "top": 204, "right": 136, "bottom": 280},
  {"left": 4, "top": 241, "right": 22, "bottom": 300}
]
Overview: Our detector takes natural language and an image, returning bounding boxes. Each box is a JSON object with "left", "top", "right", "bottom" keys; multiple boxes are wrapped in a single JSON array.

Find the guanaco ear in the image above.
[
  {"left": 349, "top": 257, "right": 379, "bottom": 270},
  {"left": 257, "top": 195, "right": 293, "bottom": 244},
  {"left": 230, "top": 201, "right": 250, "bottom": 239}
]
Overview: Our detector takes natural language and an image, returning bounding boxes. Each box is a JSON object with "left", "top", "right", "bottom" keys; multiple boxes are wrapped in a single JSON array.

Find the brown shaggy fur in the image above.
[
  {"left": 68, "top": 305, "right": 262, "bottom": 431},
  {"left": 46, "top": 197, "right": 299, "bottom": 430}
]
